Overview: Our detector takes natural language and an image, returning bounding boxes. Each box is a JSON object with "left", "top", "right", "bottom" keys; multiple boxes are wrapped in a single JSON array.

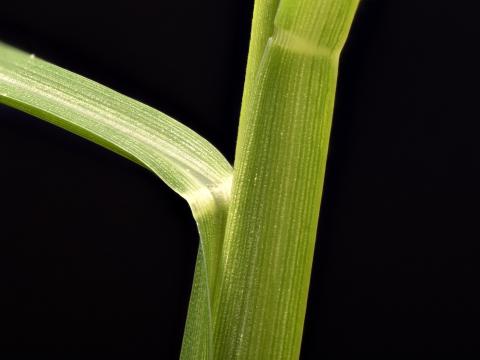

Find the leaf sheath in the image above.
[{"left": 214, "top": 1, "right": 360, "bottom": 358}]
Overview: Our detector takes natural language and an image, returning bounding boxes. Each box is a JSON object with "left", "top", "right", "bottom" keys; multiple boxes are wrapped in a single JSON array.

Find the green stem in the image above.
[
  {"left": 236, "top": 0, "right": 281, "bottom": 149},
  {"left": 214, "top": 0, "right": 359, "bottom": 358},
  {"left": 182, "top": 1, "right": 279, "bottom": 358}
]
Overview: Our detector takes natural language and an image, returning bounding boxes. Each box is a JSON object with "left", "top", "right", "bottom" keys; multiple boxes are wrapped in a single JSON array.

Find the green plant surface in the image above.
[
  {"left": 236, "top": 0, "right": 280, "bottom": 149},
  {"left": 0, "top": 0, "right": 360, "bottom": 357},
  {"left": 213, "top": 0, "right": 359, "bottom": 358},
  {"left": 0, "top": 42, "right": 230, "bottom": 359}
]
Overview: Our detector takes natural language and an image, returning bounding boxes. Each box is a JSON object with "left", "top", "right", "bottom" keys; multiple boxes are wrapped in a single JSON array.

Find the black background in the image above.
[{"left": 1, "top": 0, "right": 479, "bottom": 357}]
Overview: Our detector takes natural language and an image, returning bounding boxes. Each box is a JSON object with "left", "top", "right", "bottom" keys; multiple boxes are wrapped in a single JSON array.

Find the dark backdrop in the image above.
[{"left": 1, "top": 0, "right": 479, "bottom": 357}]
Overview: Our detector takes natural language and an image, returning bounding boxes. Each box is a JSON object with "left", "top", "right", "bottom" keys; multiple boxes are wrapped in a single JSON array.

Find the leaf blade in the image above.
[
  {"left": 0, "top": 42, "right": 231, "bottom": 359},
  {"left": 0, "top": 43, "right": 232, "bottom": 203}
]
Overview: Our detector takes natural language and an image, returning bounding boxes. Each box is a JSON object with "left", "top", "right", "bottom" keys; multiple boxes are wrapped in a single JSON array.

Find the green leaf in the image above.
[
  {"left": 0, "top": 42, "right": 231, "bottom": 359},
  {"left": 214, "top": 0, "right": 360, "bottom": 358}
]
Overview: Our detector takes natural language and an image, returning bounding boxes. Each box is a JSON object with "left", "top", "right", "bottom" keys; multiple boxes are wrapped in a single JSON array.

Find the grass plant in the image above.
[{"left": 0, "top": 0, "right": 359, "bottom": 358}]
